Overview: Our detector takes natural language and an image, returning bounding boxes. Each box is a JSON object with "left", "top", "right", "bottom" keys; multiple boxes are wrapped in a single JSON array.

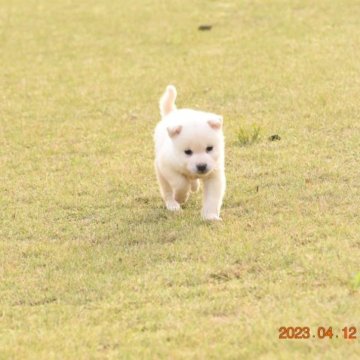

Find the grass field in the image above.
[{"left": 1, "top": 0, "right": 359, "bottom": 358}]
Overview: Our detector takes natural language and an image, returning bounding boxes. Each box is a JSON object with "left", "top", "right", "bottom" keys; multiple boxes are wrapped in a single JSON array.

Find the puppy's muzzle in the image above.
[{"left": 196, "top": 163, "right": 208, "bottom": 174}]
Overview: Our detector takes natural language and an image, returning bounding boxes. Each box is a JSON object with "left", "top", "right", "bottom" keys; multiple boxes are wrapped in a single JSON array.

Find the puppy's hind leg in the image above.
[{"left": 155, "top": 164, "right": 180, "bottom": 211}]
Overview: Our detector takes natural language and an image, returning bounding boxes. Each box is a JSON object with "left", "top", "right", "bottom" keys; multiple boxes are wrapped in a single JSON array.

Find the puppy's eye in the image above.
[
  {"left": 184, "top": 149, "right": 193, "bottom": 156},
  {"left": 206, "top": 146, "right": 213, "bottom": 152}
]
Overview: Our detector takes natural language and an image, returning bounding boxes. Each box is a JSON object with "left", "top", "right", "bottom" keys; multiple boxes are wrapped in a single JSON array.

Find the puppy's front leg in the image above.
[
  {"left": 156, "top": 164, "right": 180, "bottom": 211},
  {"left": 159, "top": 167, "right": 190, "bottom": 210},
  {"left": 202, "top": 171, "right": 226, "bottom": 221},
  {"left": 172, "top": 175, "right": 190, "bottom": 205}
]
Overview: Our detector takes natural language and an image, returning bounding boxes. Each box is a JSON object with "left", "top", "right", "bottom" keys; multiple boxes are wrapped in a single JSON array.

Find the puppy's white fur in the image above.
[{"left": 154, "top": 85, "right": 226, "bottom": 220}]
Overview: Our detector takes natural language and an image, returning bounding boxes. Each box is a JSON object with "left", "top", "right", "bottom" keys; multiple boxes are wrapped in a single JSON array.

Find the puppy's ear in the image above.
[
  {"left": 167, "top": 125, "right": 182, "bottom": 138},
  {"left": 208, "top": 115, "right": 223, "bottom": 130}
]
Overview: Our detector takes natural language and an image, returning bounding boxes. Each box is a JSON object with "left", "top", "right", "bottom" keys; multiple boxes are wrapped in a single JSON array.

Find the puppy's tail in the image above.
[{"left": 159, "top": 85, "right": 177, "bottom": 117}]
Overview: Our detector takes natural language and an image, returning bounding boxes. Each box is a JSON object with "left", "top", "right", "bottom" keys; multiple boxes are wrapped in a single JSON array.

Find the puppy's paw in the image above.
[
  {"left": 166, "top": 200, "right": 181, "bottom": 212},
  {"left": 202, "top": 212, "right": 222, "bottom": 221},
  {"left": 190, "top": 179, "right": 200, "bottom": 193}
]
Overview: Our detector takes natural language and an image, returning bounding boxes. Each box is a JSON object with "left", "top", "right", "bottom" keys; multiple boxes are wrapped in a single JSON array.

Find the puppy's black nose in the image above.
[{"left": 196, "top": 163, "right": 207, "bottom": 173}]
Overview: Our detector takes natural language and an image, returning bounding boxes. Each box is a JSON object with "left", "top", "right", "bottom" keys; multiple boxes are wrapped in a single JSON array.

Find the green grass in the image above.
[
  {"left": 1, "top": 0, "right": 360, "bottom": 358},
  {"left": 237, "top": 124, "right": 261, "bottom": 146}
]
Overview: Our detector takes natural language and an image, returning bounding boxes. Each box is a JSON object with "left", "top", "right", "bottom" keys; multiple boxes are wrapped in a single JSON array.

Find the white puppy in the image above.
[{"left": 154, "top": 85, "right": 226, "bottom": 220}]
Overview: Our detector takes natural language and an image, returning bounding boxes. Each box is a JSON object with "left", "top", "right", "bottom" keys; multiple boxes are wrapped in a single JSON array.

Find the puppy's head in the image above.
[{"left": 167, "top": 110, "right": 224, "bottom": 177}]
